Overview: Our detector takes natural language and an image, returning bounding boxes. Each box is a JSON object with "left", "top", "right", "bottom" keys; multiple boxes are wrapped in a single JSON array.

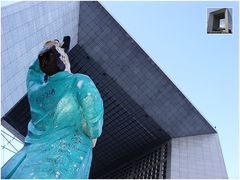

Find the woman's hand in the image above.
[
  {"left": 91, "top": 139, "right": 97, "bottom": 148},
  {"left": 82, "top": 122, "right": 97, "bottom": 148}
]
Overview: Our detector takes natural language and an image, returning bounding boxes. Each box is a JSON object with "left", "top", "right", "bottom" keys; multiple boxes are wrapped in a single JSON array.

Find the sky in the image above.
[
  {"left": 100, "top": 1, "right": 239, "bottom": 178},
  {"left": 1, "top": 1, "right": 18, "bottom": 7}
]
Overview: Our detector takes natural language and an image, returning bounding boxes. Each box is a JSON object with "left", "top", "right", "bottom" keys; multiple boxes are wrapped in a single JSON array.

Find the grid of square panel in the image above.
[
  {"left": 170, "top": 134, "right": 228, "bottom": 178},
  {"left": 3, "top": 45, "right": 170, "bottom": 177},
  {"left": 78, "top": 1, "right": 216, "bottom": 138},
  {"left": 1, "top": 1, "right": 79, "bottom": 115},
  {"left": 69, "top": 45, "right": 171, "bottom": 177}
]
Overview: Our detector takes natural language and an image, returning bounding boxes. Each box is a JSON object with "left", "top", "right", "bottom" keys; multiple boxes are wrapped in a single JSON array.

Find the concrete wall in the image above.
[
  {"left": 169, "top": 133, "right": 228, "bottom": 178},
  {"left": 1, "top": 1, "right": 80, "bottom": 115}
]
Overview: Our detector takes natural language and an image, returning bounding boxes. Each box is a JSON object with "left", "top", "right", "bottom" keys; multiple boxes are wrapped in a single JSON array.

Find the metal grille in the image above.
[
  {"left": 1, "top": 127, "right": 24, "bottom": 161},
  {"left": 100, "top": 143, "right": 169, "bottom": 179}
]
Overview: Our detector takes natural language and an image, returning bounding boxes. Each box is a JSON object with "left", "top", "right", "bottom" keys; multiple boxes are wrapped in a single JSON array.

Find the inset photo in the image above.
[{"left": 207, "top": 8, "right": 232, "bottom": 34}]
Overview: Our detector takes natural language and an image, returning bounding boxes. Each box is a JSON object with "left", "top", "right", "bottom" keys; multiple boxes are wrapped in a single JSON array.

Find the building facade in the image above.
[{"left": 1, "top": 1, "right": 227, "bottom": 178}]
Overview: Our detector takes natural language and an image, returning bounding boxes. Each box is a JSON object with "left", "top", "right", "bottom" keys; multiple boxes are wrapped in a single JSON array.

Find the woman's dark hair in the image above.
[{"left": 38, "top": 45, "right": 65, "bottom": 76}]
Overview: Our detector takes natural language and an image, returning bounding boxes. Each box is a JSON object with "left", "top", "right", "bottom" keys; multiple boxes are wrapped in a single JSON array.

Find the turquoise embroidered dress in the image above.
[{"left": 1, "top": 59, "right": 104, "bottom": 179}]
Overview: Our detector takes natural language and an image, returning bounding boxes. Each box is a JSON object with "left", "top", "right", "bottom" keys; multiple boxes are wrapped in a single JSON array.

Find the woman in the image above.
[{"left": 1, "top": 38, "right": 104, "bottom": 179}]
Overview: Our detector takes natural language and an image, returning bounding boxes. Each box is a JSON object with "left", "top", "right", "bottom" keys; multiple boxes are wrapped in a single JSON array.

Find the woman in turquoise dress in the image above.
[{"left": 1, "top": 38, "right": 104, "bottom": 179}]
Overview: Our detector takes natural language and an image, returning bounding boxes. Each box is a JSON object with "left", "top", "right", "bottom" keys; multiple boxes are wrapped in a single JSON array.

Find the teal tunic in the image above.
[{"left": 1, "top": 59, "right": 104, "bottom": 179}]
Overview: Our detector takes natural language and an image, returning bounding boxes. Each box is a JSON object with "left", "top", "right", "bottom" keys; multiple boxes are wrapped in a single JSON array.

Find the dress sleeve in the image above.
[
  {"left": 78, "top": 75, "right": 104, "bottom": 139},
  {"left": 26, "top": 59, "right": 45, "bottom": 91}
]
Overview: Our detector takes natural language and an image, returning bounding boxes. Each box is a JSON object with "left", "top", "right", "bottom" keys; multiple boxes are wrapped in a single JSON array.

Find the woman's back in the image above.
[
  {"left": 26, "top": 71, "right": 85, "bottom": 143},
  {"left": 1, "top": 59, "right": 104, "bottom": 179}
]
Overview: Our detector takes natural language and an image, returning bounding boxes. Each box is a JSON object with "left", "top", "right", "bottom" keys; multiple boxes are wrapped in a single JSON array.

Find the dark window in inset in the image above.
[{"left": 207, "top": 8, "right": 232, "bottom": 34}]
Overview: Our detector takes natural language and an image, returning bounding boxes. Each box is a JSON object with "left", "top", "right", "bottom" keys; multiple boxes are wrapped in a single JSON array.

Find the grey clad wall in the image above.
[
  {"left": 170, "top": 134, "right": 228, "bottom": 178},
  {"left": 78, "top": 1, "right": 215, "bottom": 138},
  {"left": 1, "top": 1, "right": 80, "bottom": 115}
]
